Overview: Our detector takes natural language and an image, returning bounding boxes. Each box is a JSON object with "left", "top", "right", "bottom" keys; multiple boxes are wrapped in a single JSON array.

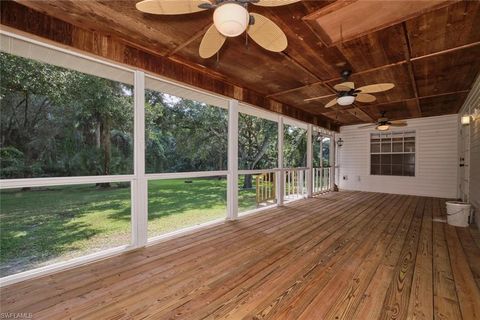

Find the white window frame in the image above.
[{"left": 0, "top": 30, "right": 335, "bottom": 286}]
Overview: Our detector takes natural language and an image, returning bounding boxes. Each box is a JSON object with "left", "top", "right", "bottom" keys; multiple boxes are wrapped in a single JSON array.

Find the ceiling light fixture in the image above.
[
  {"left": 213, "top": 3, "right": 249, "bottom": 37},
  {"left": 337, "top": 95, "right": 355, "bottom": 106},
  {"left": 376, "top": 124, "right": 390, "bottom": 131}
]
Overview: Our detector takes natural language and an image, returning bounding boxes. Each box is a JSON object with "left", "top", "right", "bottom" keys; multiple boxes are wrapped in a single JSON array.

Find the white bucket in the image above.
[{"left": 446, "top": 201, "right": 471, "bottom": 227}]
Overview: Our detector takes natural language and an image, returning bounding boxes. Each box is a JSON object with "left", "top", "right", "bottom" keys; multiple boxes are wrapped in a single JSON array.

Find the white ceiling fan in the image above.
[
  {"left": 136, "top": 0, "right": 301, "bottom": 58},
  {"left": 305, "top": 70, "right": 395, "bottom": 108}
]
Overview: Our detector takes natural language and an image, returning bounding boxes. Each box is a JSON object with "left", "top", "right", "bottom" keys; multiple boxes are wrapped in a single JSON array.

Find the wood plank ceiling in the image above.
[{"left": 1, "top": 0, "right": 479, "bottom": 128}]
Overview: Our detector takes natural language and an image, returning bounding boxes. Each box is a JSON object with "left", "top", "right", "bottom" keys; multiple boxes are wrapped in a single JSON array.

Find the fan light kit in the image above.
[
  {"left": 213, "top": 3, "right": 249, "bottom": 37},
  {"left": 337, "top": 95, "right": 355, "bottom": 106},
  {"left": 136, "top": 0, "right": 301, "bottom": 58},
  {"left": 304, "top": 70, "right": 395, "bottom": 109}
]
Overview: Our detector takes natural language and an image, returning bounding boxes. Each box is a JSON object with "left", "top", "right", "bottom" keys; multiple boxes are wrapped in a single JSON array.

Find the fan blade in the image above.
[
  {"left": 253, "top": 0, "right": 301, "bottom": 7},
  {"left": 358, "top": 123, "right": 377, "bottom": 129},
  {"left": 355, "top": 93, "right": 376, "bottom": 103},
  {"left": 199, "top": 25, "right": 226, "bottom": 58},
  {"left": 357, "top": 83, "right": 395, "bottom": 93},
  {"left": 325, "top": 98, "right": 338, "bottom": 108},
  {"left": 247, "top": 13, "right": 288, "bottom": 52},
  {"left": 333, "top": 82, "right": 355, "bottom": 91},
  {"left": 389, "top": 121, "right": 407, "bottom": 127},
  {"left": 304, "top": 93, "right": 336, "bottom": 102},
  {"left": 136, "top": 0, "right": 210, "bottom": 15}
]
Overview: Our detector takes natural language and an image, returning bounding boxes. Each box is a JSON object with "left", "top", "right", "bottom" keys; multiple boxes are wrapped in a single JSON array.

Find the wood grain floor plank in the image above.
[{"left": 1, "top": 192, "right": 479, "bottom": 320}]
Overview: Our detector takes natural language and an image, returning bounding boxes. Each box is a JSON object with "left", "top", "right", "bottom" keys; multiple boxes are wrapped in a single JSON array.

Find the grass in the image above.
[{"left": 0, "top": 178, "right": 258, "bottom": 277}]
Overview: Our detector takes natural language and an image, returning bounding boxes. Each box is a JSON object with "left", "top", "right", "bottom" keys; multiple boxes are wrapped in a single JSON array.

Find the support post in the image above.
[
  {"left": 277, "top": 116, "right": 284, "bottom": 206},
  {"left": 306, "top": 124, "right": 313, "bottom": 197},
  {"left": 227, "top": 99, "right": 239, "bottom": 220},
  {"left": 133, "top": 70, "right": 147, "bottom": 247}
]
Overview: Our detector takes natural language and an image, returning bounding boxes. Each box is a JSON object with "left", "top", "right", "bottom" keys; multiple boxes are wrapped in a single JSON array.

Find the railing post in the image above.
[
  {"left": 227, "top": 99, "right": 239, "bottom": 220},
  {"left": 306, "top": 124, "right": 313, "bottom": 197},
  {"left": 277, "top": 117, "right": 284, "bottom": 206}
]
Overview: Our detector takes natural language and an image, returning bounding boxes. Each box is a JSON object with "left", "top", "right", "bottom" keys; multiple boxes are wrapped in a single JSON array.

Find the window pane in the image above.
[
  {"left": 371, "top": 143, "right": 380, "bottom": 153},
  {"left": 312, "top": 133, "right": 321, "bottom": 168},
  {"left": 381, "top": 165, "right": 392, "bottom": 175},
  {"left": 145, "top": 88, "right": 228, "bottom": 173},
  {"left": 403, "top": 164, "right": 415, "bottom": 176},
  {"left": 371, "top": 154, "right": 380, "bottom": 165},
  {"left": 392, "top": 164, "right": 403, "bottom": 176},
  {"left": 0, "top": 52, "right": 134, "bottom": 179},
  {"left": 405, "top": 142, "right": 415, "bottom": 153},
  {"left": 322, "top": 137, "right": 331, "bottom": 167},
  {"left": 371, "top": 165, "right": 381, "bottom": 175},
  {"left": 148, "top": 177, "right": 226, "bottom": 238},
  {"left": 381, "top": 154, "right": 392, "bottom": 165},
  {"left": 381, "top": 142, "right": 392, "bottom": 153},
  {"left": 392, "top": 154, "right": 403, "bottom": 165},
  {"left": 239, "top": 173, "right": 276, "bottom": 214},
  {"left": 238, "top": 113, "right": 278, "bottom": 170},
  {"left": 392, "top": 141, "right": 403, "bottom": 152},
  {"left": 284, "top": 125, "right": 307, "bottom": 168},
  {"left": 404, "top": 154, "right": 415, "bottom": 165},
  {"left": 0, "top": 183, "right": 131, "bottom": 277}
]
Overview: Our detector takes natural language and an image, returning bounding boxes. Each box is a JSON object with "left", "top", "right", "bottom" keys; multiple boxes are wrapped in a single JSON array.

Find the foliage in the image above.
[{"left": 0, "top": 52, "right": 133, "bottom": 178}]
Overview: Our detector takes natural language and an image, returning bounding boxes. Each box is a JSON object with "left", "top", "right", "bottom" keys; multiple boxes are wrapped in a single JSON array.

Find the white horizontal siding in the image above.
[
  {"left": 458, "top": 74, "right": 480, "bottom": 229},
  {"left": 338, "top": 114, "right": 458, "bottom": 198}
]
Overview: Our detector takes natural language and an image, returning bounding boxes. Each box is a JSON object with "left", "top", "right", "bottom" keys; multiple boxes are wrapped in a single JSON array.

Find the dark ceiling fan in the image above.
[
  {"left": 358, "top": 111, "right": 407, "bottom": 131},
  {"left": 305, "top": 70, "right": 395, "bottom": 108},
  {"left": 136, "top": 0, "right": 301, "bottom": 58}
]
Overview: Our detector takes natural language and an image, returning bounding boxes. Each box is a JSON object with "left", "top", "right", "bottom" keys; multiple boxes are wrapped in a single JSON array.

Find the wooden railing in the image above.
[
  {"left": 313, "top": 167, "right": 332, "bottom": 194},
  {"left": 284, "top": 168, "right": 306, "bottom": 201},
  {"left": 255, "top": 172, "right": 276, "bottom": 207}
]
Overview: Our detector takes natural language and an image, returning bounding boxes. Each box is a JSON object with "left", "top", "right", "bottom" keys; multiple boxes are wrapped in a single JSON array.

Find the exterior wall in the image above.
[
  {"left": 458, "top": 75, "right": 480, "bottom": 230},
  {"left": 338, "top": 114, "right": 458, "bottom": 199}
]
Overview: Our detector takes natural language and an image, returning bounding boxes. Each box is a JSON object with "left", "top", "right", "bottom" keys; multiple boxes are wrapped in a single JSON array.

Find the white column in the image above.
[
  {"left": 277, "top": 116, "right": 284, "bottom": 206},
  {"left": 132, "top": 70, "right": 148, "bottom": 247},
  {"left": 330, "top": 134, "right": 336, "bottom": 190},
  {"left": 306, "top": 124, "right": 313, "bottom": 197},
  {"left": 227, "top": 99, "right": 239, "bottom": 220}
]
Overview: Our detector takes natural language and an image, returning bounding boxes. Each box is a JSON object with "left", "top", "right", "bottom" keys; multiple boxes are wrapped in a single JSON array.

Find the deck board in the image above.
[{"left": 1, "top": 191, "right": 479, "bottom": 319}]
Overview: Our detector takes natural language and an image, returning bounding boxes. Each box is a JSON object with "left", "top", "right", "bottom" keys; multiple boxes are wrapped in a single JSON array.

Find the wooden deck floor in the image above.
[{"left": 1, "top": 191, "right": 480, "bottom": 319}]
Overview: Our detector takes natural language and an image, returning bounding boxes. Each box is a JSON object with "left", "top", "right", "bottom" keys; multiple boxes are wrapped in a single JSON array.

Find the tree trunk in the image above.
[
  {"left": 243, "top": 174, "right": 253, "bottom": 189},
  {"left": 98, "top": 117, "right": 111, "bottom": 188}
]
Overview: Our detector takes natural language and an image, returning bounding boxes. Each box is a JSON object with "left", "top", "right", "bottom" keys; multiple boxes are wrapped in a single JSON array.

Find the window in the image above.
[
  {"left": 370, "top": 131, "right": 415, "bottom": 176},
  {"left": 0, "top": 183, "right": 132, "bottom": 277},
  {"left": 147, "top": 177, "right": 226, "bottom": 238},
  {"left": 145, "top": 77, "right": 228, "bottom": 173},
  {"left": 0, "top": 52, "right": 134, "bottom": 179},
  {"left": 238, "top": 113, "right": 278, "bottom": 170},
  {"left": 283, "top": 124, "right": 307, "bottom": 168}
]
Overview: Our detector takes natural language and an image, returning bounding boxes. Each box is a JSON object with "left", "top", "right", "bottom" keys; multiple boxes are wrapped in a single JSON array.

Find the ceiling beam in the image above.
[
  {"left": 268, "top": 41, "right": 480, "bottom": 98},
  {"left": 401, "top": 22, "right": 422, "bottom": 118}
]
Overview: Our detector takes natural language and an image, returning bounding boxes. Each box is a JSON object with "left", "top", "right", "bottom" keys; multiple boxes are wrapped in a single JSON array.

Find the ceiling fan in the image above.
[
  {"left": 358, "top": 111, "right": 407, "bottom": 131},
  {"left": 135, "top": 0, "right": 300, "bottom": 58},
  {"left": 304, "top": 70, "right": 395, "bottom": 108}
]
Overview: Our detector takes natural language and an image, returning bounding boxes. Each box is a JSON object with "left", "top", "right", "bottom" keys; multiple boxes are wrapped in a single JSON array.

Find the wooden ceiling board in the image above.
[
  {"left": 175, "top": 35, "right": 319, "bottom": 95},
  {"left": 406, "top": 1, "right": 480, "bottom": 57},
  {"left": 413, "top": 44, "right": 480, "bottom": 97},
  {"left": 323, "top": 109, "right": 363, "bottom": 125},
  {"left": 303, "top": 0, "right": 455, "bottom": 45},
  {"left": 337, "top": 24, "right": 407, "bottom": 72},
  {"left": 250, "top": 3, "right": 351, "bottom": 80},
  {"left": 359, "top": 100, "right": 419, "bottom": 121},
  {"left": 3, "top": 0, "right": 480, "bottom": 127},
  {"left": 419, "top": 91, "right": 468, "bottom": 117}
]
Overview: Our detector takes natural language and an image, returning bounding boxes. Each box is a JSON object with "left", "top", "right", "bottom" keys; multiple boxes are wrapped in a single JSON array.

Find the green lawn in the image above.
[{"left": 0, "top": 178, "right": 258, "bottom": 277}]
